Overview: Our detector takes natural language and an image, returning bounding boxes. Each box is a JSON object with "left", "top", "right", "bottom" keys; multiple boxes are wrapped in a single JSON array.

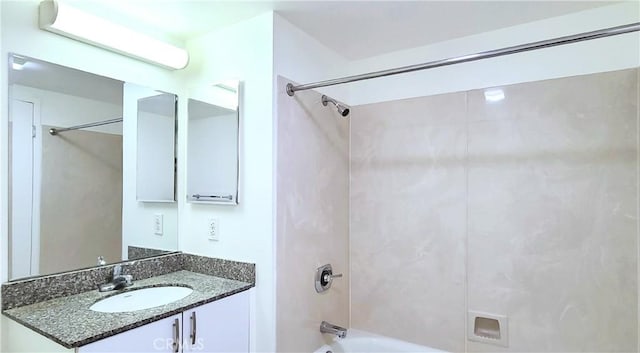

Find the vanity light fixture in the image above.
[
  {"left": 484, "top": 88, "right": 505, "bottom": 102},
  {"left": 11, "top": 56, "right": 27, "bottom": 70},
  {"left": 38, "top": 0, "right": 189, "bottom": 70}
]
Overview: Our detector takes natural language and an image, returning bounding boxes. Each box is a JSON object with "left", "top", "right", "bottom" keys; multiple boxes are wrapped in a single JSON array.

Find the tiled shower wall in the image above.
[
  {"left": 351, "top": 91, "right": 468, "bottom": 351},
  {"left": 275, "top": 77, "right": 350, "bottom": 352},
  {"left": 40, "top": 128, "right": 122, "bottom": 275},
  {"left": 350, "top": 68, "right": 639, "bottom": 352}
]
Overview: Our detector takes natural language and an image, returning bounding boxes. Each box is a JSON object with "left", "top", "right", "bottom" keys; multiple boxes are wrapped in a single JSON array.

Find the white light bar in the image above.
[{"left": 39, "top": 0, "right": 189, "bottom": 70}]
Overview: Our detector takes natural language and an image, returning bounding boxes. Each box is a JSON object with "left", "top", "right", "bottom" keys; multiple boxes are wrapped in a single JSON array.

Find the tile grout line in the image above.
[
  {"left": 635, "top": 66, "right": 640, "bottom": 352},
  {"left": 348, "top": 102, "right": 352, "bottom": 330},
  {"left": 464, "top": 90, "right": 470, "bottom": 353}
]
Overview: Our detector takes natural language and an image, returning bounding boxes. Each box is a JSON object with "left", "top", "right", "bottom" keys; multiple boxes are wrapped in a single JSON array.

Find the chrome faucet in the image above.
[
  {"left": 98, "top": 262, "right": 135, "bottom": 292},
  {"left": 320, "top": 321, "right": 347, "bottom": 339}
]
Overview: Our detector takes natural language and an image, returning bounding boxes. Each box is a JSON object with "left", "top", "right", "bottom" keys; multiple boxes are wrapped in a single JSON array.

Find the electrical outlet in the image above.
[
  {"left": 154, "top": 214, "right": 163, "bottom": 235},
  {"left": 208, "top": 218, "right": 219, "bottom": 241}
]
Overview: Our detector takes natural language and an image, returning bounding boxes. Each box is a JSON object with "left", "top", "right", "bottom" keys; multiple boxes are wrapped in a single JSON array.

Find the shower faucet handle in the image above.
[
  {"left": 316, "top": 264, "right": 343, "bottom": 293},
  {"left": 323, "top": 273, "right": 342, "bottom": 283}
]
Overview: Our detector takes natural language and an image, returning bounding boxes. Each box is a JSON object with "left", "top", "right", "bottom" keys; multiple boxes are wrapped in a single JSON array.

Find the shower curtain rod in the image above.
[
  {"left": 286, "top": 22, "right": 640, "bottom": 96},
  {"left": 49, "top": 117, "right": 123, "bottom": 135}
]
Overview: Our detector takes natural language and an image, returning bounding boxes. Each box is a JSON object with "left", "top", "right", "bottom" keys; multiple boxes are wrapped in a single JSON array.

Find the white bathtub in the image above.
[{"left": 314, "top": 329, "right": 448, "bottom": 353}]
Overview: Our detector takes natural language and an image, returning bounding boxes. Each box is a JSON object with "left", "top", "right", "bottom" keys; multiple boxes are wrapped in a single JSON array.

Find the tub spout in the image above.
[{"left": 320, "top": 321, "right": 347, "bottom": 339}]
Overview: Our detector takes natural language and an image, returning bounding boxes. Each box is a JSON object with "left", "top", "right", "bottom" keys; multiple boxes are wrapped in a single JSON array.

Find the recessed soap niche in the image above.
[{"left": 468, "top": 311, "right": 508, "bottom": 347}]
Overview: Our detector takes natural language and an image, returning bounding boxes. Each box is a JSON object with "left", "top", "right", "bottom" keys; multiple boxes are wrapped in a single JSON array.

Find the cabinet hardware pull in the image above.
[
  {"left": 173, "top": 318, "right": 180, "bottom": 353},
  {"left": 190, "top": 311, "right": 197, "bottom": 345}
]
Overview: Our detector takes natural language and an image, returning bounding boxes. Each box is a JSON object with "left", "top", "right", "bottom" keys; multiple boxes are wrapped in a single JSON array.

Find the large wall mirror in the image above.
[
  {"left": 187, "top": 81, "right": 240, "bottom": 205},
  {"left": 7, "top": 54, "right": 178, "bottom": 281}
]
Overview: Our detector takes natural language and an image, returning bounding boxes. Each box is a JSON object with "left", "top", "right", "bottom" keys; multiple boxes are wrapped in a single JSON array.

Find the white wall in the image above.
[
  {"left": 345, "top": 2, "right": 640, "bottom": 105},
  {"left": 177, "top": 13, "right": 275, "bottom": 352},
  {"left": 272, "top": 14, "right": 351, "bottom": 102}
]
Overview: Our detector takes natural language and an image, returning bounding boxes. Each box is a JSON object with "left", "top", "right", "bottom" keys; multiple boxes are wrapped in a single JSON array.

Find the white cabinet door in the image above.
[
  {"left": 79, "top": 314, "right": 182, "bottom": 353},
  {"left": 183, "top": 291, "right": 250, "bottom": 353},
  {"left": 78, "top": 291, "right": 249, "bottom": 353}
]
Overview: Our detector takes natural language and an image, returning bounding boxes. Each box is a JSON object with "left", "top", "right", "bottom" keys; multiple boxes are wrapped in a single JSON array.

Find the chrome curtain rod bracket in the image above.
[
  {"left": 286, "top": 83, "right": 296, "bottom": 97},
  {"left": 49, "top": 117, "right": 123, "bottom": 135},
  {"left": 286, "top": 22, "right": 640, "bottom": 96}
]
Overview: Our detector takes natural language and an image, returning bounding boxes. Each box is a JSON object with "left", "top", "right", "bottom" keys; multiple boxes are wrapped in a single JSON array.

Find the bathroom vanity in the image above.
[
  {"left": 79, "top": 284, "right": 249, "bottom": 353},
  {"left": 1, "top": 253, "right": 255, "bottom": 352}
]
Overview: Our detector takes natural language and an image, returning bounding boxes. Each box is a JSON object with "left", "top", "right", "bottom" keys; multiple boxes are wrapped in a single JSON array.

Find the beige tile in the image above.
[
  {"left": 355, "top": 91, "right": 467, "bottom": 129},
  {"left": 276, "top": 68, "right": 639, "bottom": 353},
  {"left": 468, "top": 69, "right": 638, "bottom": 123},
  {"left": 275, "top": 77, "right": 350, "bottom": 352},
  {"left": 350, "top": 92, "right": 467, "bottom": 352},
  {"left": 40, "top": 128, "right": 122, "bottom": 275},
  {"left": 467, "top": 69, "right": 638, "bottom": 352}
]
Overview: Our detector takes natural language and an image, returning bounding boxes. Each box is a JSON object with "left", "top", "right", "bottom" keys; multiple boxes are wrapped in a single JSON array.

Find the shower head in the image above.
[{"left": 321, "top": 95, "right": 350, "bottom": 117}]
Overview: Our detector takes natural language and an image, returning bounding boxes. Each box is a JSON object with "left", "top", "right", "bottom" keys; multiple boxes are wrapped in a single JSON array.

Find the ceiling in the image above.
[
  {"left": 139, "top": 92, "right": 177, "bottom": 115},
  {"left": 9, "top": 1, "right": 617, "bottom": 102},
  {"left": 9, "top": 55, "right": 124, "bottom": 104},
  {"left": 69, "top": 0, "right": 617, "bottom": 60}
]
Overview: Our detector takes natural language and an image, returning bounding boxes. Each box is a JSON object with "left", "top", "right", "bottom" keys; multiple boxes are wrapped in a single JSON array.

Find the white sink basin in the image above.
[{"left": 90, "top": 286, "right": 193, "bottom": 313}]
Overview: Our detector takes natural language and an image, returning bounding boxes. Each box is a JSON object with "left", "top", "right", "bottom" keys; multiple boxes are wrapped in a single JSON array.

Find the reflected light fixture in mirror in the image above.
[
  {"left": 11, "top": 56, "right": 27, "bottom": 70},
  {"left": 38, "top": 0, "right": 189, "bottom": 70}
]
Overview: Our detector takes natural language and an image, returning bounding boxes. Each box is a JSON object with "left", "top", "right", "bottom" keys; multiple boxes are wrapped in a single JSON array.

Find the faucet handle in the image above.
[
  {"left": 316, "top": 264, "right": 343, "bottom": 293},
  {"left": 113, "top": 275, "right": 133, "bottom": 290},
  {"left": 323, "top": 273, "right": 343, "bottom": 283}
]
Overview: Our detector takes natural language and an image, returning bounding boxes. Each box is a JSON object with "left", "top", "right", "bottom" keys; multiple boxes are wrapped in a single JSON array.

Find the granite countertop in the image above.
[{"left": 2, "top": 270, "right": 252, "bottom": 348}]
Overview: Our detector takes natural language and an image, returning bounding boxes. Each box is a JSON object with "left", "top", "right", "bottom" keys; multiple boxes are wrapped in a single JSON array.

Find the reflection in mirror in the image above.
[
  {"left": 136, "top": 92, "right": 176, "bottom": 202},
  {"left": 7, "top": 54, "right": 178, "bottom": 281},
  {"left": 187, "top": 80, "right": 240, "bottom": 205}
]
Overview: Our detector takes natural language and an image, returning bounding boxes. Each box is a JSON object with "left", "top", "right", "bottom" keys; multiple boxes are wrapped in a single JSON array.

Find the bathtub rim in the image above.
[{"left": 313, "top": 328, "right": 449, "bottom": 353}]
